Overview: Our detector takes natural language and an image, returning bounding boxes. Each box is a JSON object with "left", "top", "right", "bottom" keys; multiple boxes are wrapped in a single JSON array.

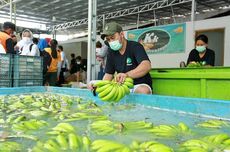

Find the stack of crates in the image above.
[
  {"left": 0, "top": 54, "right": 12, "bottom": 87},
  {"left": 13, "top": 55, "right": 43, "bottom": 87}
]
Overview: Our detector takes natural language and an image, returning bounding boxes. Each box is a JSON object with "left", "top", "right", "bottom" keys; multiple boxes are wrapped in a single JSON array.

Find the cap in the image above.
[
  {"left": 101, "top": 22, "right": 122, "bottom": 38},
  {"left": 3, "top": 22, "right": 16, "bottom": 31}
]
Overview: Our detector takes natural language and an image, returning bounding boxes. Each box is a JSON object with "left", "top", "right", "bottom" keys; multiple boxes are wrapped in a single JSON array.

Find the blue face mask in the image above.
[
  {"left": 196, "top": 46, "right": 206, "bottom": 53},
  {"left": 109, "top": 40, "right": 122, "bottom": 51}
]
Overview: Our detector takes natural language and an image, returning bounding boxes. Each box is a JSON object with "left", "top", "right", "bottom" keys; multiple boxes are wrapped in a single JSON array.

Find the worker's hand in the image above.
[
  {"left": 115, "top": 73, "right": 127, "bottom": 84},
  {"left": 87, "top": 80, "right": 98, "bottom": 90}
]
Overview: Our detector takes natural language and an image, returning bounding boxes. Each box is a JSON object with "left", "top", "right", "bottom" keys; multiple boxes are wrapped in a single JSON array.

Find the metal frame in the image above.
[
  {"left": 53, "top": 0, "right": 192, "bottom": 30},
  {"left": 87, "top": 0, "right": 97, "bottom": 83}
]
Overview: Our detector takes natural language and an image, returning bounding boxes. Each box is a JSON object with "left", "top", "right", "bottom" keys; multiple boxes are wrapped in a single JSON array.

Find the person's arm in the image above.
[
  {"left": 116, "top": 42, "right": 151, "bottom": 83},
  {"left": 126, "top": 60, "right": 151, "bottom": 79},
  {"left": 60, "top": 52, "right": 65, "bottom": 67},
  {"left": 5, "top": 38, "right": 15, "bottom": 54},
  {"left": 187, "top": 50, "right": 196, "bottom": 65}
]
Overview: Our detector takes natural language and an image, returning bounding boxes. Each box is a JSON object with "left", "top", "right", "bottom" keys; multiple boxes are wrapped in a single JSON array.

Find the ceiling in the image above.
[{"left": 0, "top": 0, "right": 229, "bottom": 33}]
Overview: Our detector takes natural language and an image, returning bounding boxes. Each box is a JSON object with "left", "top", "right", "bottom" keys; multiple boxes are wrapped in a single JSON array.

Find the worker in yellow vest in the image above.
[{"left": 0, "top": 22, "right": 16, "bottom": 54}]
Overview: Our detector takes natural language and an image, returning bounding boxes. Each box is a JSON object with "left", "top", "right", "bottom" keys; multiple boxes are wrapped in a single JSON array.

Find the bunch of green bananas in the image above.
[
  {"left": 150, "top": 122, "right": 191, "bottom": 137},
  {"left": 196, "top": 119, "right": 229, "bottom": 129},
  {"left": 12, "top": 119, "right": 47, "bottom": 132},
  {"left": 90, "top": 120, "right": 118, "bottom": 135},
  {"left": 179, "top": 133, "right": 230, "bottom": 152},
  {"left": 130, "top": 140, "right": 174, "bottom": 152},
  {"left": 33, "top": 133, "right": 90, "bottom": 152},
  {"left": 94, "top": 77, "right": 134, "bottom": 102},
  {"left": 64, "top": 112, "right": 108, "bottom": 122},
  {"left": 46, "top": 122, "right": 76, "bottom": 135},
  {"left": 90, "top": 120, "right": 153, "bottom": 135},
  {"left": 91, "top": 139, "right": 131, "bottom": 152},
  {"left": 6, "top": 115, "right": 27, "bottom": 124},
  {"left": 0, "top": 141, "right": 21, "bottom": 152}
]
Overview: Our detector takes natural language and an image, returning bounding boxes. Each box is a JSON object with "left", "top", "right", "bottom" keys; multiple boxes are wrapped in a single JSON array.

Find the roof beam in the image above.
[{"left": 53, "top": 0, "right": 192, "bottom": 30}]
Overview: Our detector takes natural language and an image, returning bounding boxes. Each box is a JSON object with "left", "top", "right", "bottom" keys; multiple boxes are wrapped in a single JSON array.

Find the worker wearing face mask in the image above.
[
  {"left": 16, "top": 29, "right": 40, "bottom": 56},
  {"left": 187, "top": 34, "right": 215, "bottom": 66},
  {"left": 98, "top": 22, "right": 152, "bottom": 94}
]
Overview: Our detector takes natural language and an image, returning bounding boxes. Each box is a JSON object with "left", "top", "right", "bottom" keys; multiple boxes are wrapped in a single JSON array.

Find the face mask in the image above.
[
  {"left": 77, "top": 61, "right": 81, "bottom": 64},
  {"left": 109, "top": 40, "right": 122, "bottom": 51},
  {"left": 196, "top": 46, "right": 206, "bottom": 53},
  {"left": 22, "top": 37, "right": 32, "bottom": 44},
  {"left": 96, "top": 48, "right": 101, "bottom": 54}
]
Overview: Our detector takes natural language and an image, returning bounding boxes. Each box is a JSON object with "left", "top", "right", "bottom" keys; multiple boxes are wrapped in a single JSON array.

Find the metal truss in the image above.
[
  {"left": 53, "top": 0, "right": 192, "bottom": 30},
  {"left": 0, "top": 0, "right": 20, "bottom": 9}
]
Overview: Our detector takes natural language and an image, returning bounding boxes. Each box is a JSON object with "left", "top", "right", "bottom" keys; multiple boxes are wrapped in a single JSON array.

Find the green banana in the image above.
[
  {"left": 96, "top": 83, "right": 112, "bottom": 94},
  {"left": 94, "top": 80, "right": 111, "bottom": 87},
  {"left": 123, "top": 81, "right": 134, "bottom": 89},
  {"left": 178, "top": 122, "right": 190, "bottom": 132},
  {"left": 68, "top": 133, "right": 80, "bottom": 150},
  {"left": 44, "top": 139, "right": 60, "bottom": 152},
  {"left": 82, "top": 136, "right": 91, "bottom": 152},
  {"left": 56, "top": 134, "right": 68, "bottom": 150},
  {"left": 98, "top": 84, "right": 114, "bottom": 98},
  {"left": 125, "top": 77, "right": 134, "bottom": 84},
  {"left": 122, "top": 84, "right": 130, "bottom": 94},
  {"left": 52, "top": 123, "right": 76, "bottom": 133},
  {"left": 101, "top": 84, "right": 117, "bottom": 101}
]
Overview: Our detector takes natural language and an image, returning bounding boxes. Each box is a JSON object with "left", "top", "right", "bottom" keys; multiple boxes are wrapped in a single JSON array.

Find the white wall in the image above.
[{"left": 148, "top": 16, "right": 230, "bottom": 68}]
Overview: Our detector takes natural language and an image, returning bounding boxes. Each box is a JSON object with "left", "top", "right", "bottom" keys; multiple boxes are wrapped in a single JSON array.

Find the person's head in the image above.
[
  {"left": 3, "top": 22, "right": 16, "bottom": 35},
  {"left": 96, "top": 41, "right": 102, "bottom": 48},
  {"left": 58, "top": 45, "right": 63, "bottom": 52},
  {"left": 32, "top": 37, "right": 39, "bottom": 45},
  {"left": 49, "top": 39, "right": 58, "bottom": 59},
  {"left": 101, "top": 22, "right": 125, "bottom": 51},
  {"left": 71, "top": 53, "right": 75, "bottom": 59},
  {"left": 22, "top": 29, "right": 33, "bottom": 44},
  {"left": 76, "top": 56, "right": 82, "bottom": 64},
  {"left": 195, "top": 34, "right": 208, "bottom": 53}
]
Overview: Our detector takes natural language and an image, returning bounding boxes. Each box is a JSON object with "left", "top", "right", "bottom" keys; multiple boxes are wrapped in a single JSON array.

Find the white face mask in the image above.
[
  {"left": 77, "top": 61, "right": 81, "bottom": 64},
  {"left": 22, "top": 37, "right": 32, "bottom": 44}
]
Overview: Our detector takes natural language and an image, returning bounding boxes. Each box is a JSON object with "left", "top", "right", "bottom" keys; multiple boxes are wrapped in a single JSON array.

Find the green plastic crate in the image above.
[{"left": 150, "top": 67, "right": 230, "bottom": 100}]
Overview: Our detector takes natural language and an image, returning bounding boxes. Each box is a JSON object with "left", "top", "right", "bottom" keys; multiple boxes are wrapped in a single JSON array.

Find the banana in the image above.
[
  {"left": 139, "top": 141, "right": 158, "bottom": 149},
  {"left": 125, "top": 77, "right": 134, "bottom": 84},
  {"left": 123, "top": 81, "right": 134, "bottom": 89},
  {"left": 223, "top": 139, "right": 230, "bottom": 145},
  {"left": 114, "top": 85, "right": 123, "bottom": 102},
  {"left": 56, "top": 134, "right": 68, "bottom": 150},
  {"left": 148, "top": 143, "right": 173, "bottom": 152},
  {"left": 13, "top": 115, "right": 26, "bottom": 123},
  {"left": 82, "top": 136, "right": 91, "bottom": 152},
  {"left": 68, "top": 133, "right": 80, "bottom": 150},
  {"left": 44, "top": 139, "right": 60, "bottom": 152},
  {"left": 203, "top": 134, "right": 229, "bottom": 144},
  {"left": 122, "top": 84, "right": 130, "bottom": 95},
  {"left": 101, "top": 84, "right": 117, "bottom": 101},
  {"left": 96, "top": 83, "right": 112, "bottom": 94},
  {"left": 178, "top": 122, "right": 190, "bottom": 132},
  {"left": 130, "top": 141, "right": 140, "bottom": 150},
  {"left": 94, "top": 80, "right": 111, "bottom": 87},
  {"left": 98, "top": 84, "right": 114, "bottom": 98},
  {"left": 182, "top": 139, "right": 209, "bottom": 149},
  {"left": 23, "top": 121, "right": 38, "bottom": 130},
  {"left": 52, "top": 123, "right": 76, "bottom": 133},
  {"left": 91, "top": 140, "right": 130, "bottom": 152}
]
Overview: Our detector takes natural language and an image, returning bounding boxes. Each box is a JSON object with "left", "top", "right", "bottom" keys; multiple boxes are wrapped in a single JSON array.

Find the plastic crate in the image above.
[
  {"left": 13, "top": 55, "right": 43, "bottom": 80},
  {"left": 0, "top": 54, "right": 12, "bottom": 87},
  {"left": 13, "top": 79, "right": 43, "bottom": 87},
  {"left": 150, "top": 67, "right": 230, "bottom": 100}
]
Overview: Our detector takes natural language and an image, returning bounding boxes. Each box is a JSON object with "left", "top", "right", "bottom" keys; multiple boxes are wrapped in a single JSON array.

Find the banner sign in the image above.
[{"left": 127, "top": 23, "right": 186, "bottom": 54}]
